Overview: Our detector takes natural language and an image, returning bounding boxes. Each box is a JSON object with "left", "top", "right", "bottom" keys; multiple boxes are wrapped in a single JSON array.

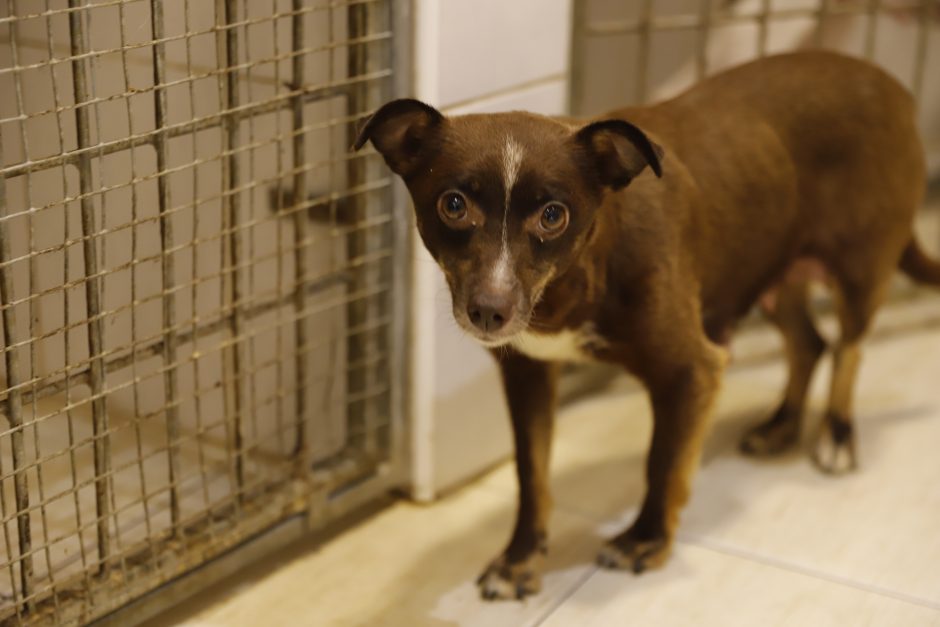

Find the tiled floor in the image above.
[{"left": 154, "top": 299, "right": 940, "bottom": 627}]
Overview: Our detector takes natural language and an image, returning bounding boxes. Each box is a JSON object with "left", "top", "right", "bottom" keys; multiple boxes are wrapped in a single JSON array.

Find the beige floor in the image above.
[{"left": 153, "top": 300, "right": 940, "bottom": 627}]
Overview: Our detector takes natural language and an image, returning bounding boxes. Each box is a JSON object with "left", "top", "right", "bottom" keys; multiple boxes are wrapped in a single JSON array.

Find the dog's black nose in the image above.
[{"left": 468, "top": 291, "right": 514, "bottom": 333}]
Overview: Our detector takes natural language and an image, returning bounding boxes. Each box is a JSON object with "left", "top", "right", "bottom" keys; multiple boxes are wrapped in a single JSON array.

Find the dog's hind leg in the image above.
[
  {"left": 812, "top": 268, "right": 893, "bottom": 475},
  {"left": 741, "top": 282, "right": 826, "bottom": 456}
]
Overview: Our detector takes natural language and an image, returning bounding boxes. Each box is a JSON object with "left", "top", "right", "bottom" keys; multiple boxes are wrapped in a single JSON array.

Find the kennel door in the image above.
[{"left": 0, "top": 1, "right": 407, "bottom": 624}]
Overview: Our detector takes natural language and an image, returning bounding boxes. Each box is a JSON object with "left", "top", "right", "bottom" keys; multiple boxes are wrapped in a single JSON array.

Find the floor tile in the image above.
[
  {"left": 154, "top": 483, "right": 598, "bottom": 627},
  {"left": 681, "top": 325, "right": 940, "bottom": 606},
  {"left": 541, "top": 543, "right": 940, "bottom": 627}
]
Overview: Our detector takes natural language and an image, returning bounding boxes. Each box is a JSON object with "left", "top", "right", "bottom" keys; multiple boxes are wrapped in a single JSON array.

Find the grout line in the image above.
[
  {"left": 441, "top": 73, "right": 568, "bottom": 114},
  {"left": 464, "top": 477, "right": 940, "bottom": 618},
  {"left": 676, "top": 533, "right": 940, "bottom": 612},
  {"left": 531, "top": 564, "right": 599, "bottom": 627}
]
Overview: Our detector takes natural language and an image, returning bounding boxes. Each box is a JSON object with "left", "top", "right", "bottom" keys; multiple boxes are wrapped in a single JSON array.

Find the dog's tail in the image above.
[{"left": 900, "top": 238, "right": 940, "bottom": 286}]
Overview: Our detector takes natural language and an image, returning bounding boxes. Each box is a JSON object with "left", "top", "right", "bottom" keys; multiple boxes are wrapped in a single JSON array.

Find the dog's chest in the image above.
[{"left": 509, "top": 327, "right": 605, "bottom": 364}]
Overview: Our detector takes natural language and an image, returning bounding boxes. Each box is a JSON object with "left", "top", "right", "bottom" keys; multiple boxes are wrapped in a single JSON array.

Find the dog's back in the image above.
[{"left": 608, "top": 51, "right": 927, "bottom": 326}]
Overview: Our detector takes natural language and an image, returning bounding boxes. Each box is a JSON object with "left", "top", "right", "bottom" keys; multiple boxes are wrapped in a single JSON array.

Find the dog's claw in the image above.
[
  {"left": 811, "top": 440, "right": 857, "bottom": 474},
  {"left": 476, "top": 553, "right": 543, "bottom": 601},
  {"left": 595, "top": 551, "right": 616, "bottom": 569},
  {"left": 596, "top": 532, "right": 671, "bottom": 574},
  {"left": 739, "top": 406, "right": 801, "bottom": 457},
  {"left": 811, "top": 414, "right": 857, "bottom": 475}
]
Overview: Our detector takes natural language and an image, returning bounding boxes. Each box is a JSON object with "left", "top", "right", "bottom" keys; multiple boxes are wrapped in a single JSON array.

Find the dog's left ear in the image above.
[
  {"left": 353, "top": 98, "right": 444, "bottom": 177},
  {"left": 575, "top": 119, "right": 664, "bottom": 190}
]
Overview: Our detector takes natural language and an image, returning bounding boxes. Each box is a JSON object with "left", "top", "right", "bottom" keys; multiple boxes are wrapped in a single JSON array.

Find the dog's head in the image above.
[{"left": 355, "top": 99, "right": 663, "bottom": 346}]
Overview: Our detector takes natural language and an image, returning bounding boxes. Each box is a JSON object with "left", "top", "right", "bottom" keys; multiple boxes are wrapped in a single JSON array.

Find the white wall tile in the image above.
[
  {"left": 445, "top": 77, "right": 568, "bottom": 116},
  {"left": 436, "top": 0, "right": 571, "bottom": 107}
]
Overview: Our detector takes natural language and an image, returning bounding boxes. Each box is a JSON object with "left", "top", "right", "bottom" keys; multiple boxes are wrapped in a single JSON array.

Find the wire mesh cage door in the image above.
[{"left": 0, "top": 0, "right": 406, "bottom": 624}]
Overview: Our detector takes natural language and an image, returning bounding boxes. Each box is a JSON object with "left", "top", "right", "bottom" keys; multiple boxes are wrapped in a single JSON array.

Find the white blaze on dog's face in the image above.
[
  {"left": 491, "top": 135, "right": 524, "bottom": 296},
  {"left": 354, "top": 100, "right": 663, "bottom": 346}
]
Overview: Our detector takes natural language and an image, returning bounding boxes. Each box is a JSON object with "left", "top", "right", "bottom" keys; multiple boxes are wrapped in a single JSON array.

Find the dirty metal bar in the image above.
[
  {"left": 269, "top": 0, "right": 289, "bottom": 461},
  {"left": 216, "top": 0, "right": 247, "bottom": 496},
  {"left": 816, "top": 0, "right": 831, "bottom": 46},
  {"left": 15, "top": 4, "right": 63, "bottom": 609},
  {"left": 0, "top": 132, "right": 33, "bottom": 613},
  {"left": 149, "top": 0, "right": 182, "bottom": 532},
  {"left": 696, "top": 0, "right": 711, "bottom": 80},
  {"left": 353, "top": 0, "right": 391, "bottom": 459},
  {"left": 117, "top": 0, "right": 157, "bottom": 559},
  {"left": 864, "top": 0, "right": 881, "bottom": 59},
  {"left": 345, "top": 1, "right": 372, "bottom": 455},
  {"left": 68, "top": 0, "right": 112, "bottom": 573},
  {"left": 635, "top": 0, "right": 654, "bottom": 104},
  {"left": 44, "top": 1, "right": 95, "bottom": 595},
  {"left": 22, "top": 56, "right": 61, "bottom": 623},
  {"left": 182, "top": 0, "right": 214, "bottom": 518},
  {"left": 911, "top": 0, "right": 930, "bottom": 101},
  {"left": 0, "top": 12, "right": 23, "bottom": 620},
  {"left": 3, "top": 8, "right": 41, "bottom": 614},
  {"left": 290, "top": 0, "right": 311, "bottom": 461},
  {"left": 567, "top": 0, "right": 587, "bottom": 114},
  {"left": 757, "top": 0, "right": 771, "bottom": 57}
]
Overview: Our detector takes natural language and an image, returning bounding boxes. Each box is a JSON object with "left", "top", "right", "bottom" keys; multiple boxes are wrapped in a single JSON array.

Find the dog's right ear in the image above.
[
  {"left": 574, "top": 119, "right": 664, "bottom": 190},
  {"left": 353, "top": 99, "right": 444, "bottom": 177}
]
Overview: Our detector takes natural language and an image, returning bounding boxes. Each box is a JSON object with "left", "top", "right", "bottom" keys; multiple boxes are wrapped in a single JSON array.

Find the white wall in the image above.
[{"left": 409, "top": 0, "right": 572, "bottom": 500}]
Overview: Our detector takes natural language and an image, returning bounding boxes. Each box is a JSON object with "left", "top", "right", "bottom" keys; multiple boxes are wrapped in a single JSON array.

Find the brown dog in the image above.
[{"left": 355, "top": 51, "right": 939, "bottom": 600}]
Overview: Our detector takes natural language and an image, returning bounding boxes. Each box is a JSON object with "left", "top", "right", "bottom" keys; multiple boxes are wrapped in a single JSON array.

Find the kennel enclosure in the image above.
[
  {"left": 2, "top": 0, "right": 939, "bottom": 625},
  {"left": 0, "top": 0, "right": 408, "bottom": 623}
]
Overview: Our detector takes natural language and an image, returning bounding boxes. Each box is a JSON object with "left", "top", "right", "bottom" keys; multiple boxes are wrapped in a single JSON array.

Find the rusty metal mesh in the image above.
[
  {"left": 570, "top": 0, "right": 936, "bottom": 112},
  {"left": 0, "top": 0, "right": 400, "bottom": 624}
]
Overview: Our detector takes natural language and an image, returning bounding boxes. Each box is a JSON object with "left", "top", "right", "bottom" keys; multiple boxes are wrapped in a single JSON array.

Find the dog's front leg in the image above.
[
  {"left": 478, "top": 351, "right": 557, "bottom": 600},
  {"left": 598, "top": 343, "right": 725, "bottom": 573}
]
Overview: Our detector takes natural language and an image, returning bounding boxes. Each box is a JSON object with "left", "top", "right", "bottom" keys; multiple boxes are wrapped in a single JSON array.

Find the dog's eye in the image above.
[
  {"left": 438, "top": 191, "right": 468, "bottom": 222},
  {"left": 538, "top": 202, "right": 569, "bottom": 236}
]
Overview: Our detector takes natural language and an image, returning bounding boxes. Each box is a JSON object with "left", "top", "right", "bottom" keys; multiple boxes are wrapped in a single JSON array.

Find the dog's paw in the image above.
[
  {"left": 596, "top": 531, "right": 671, "bottom": 574},
  {"left": 739, "top": 407, "right": 800, "bottom": 457},
  {"left": 811, "top": 413, "right": 857, "bottom": 475},
  {"left": 476, "top": 553, "right": 543, "bottom": 601}
]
